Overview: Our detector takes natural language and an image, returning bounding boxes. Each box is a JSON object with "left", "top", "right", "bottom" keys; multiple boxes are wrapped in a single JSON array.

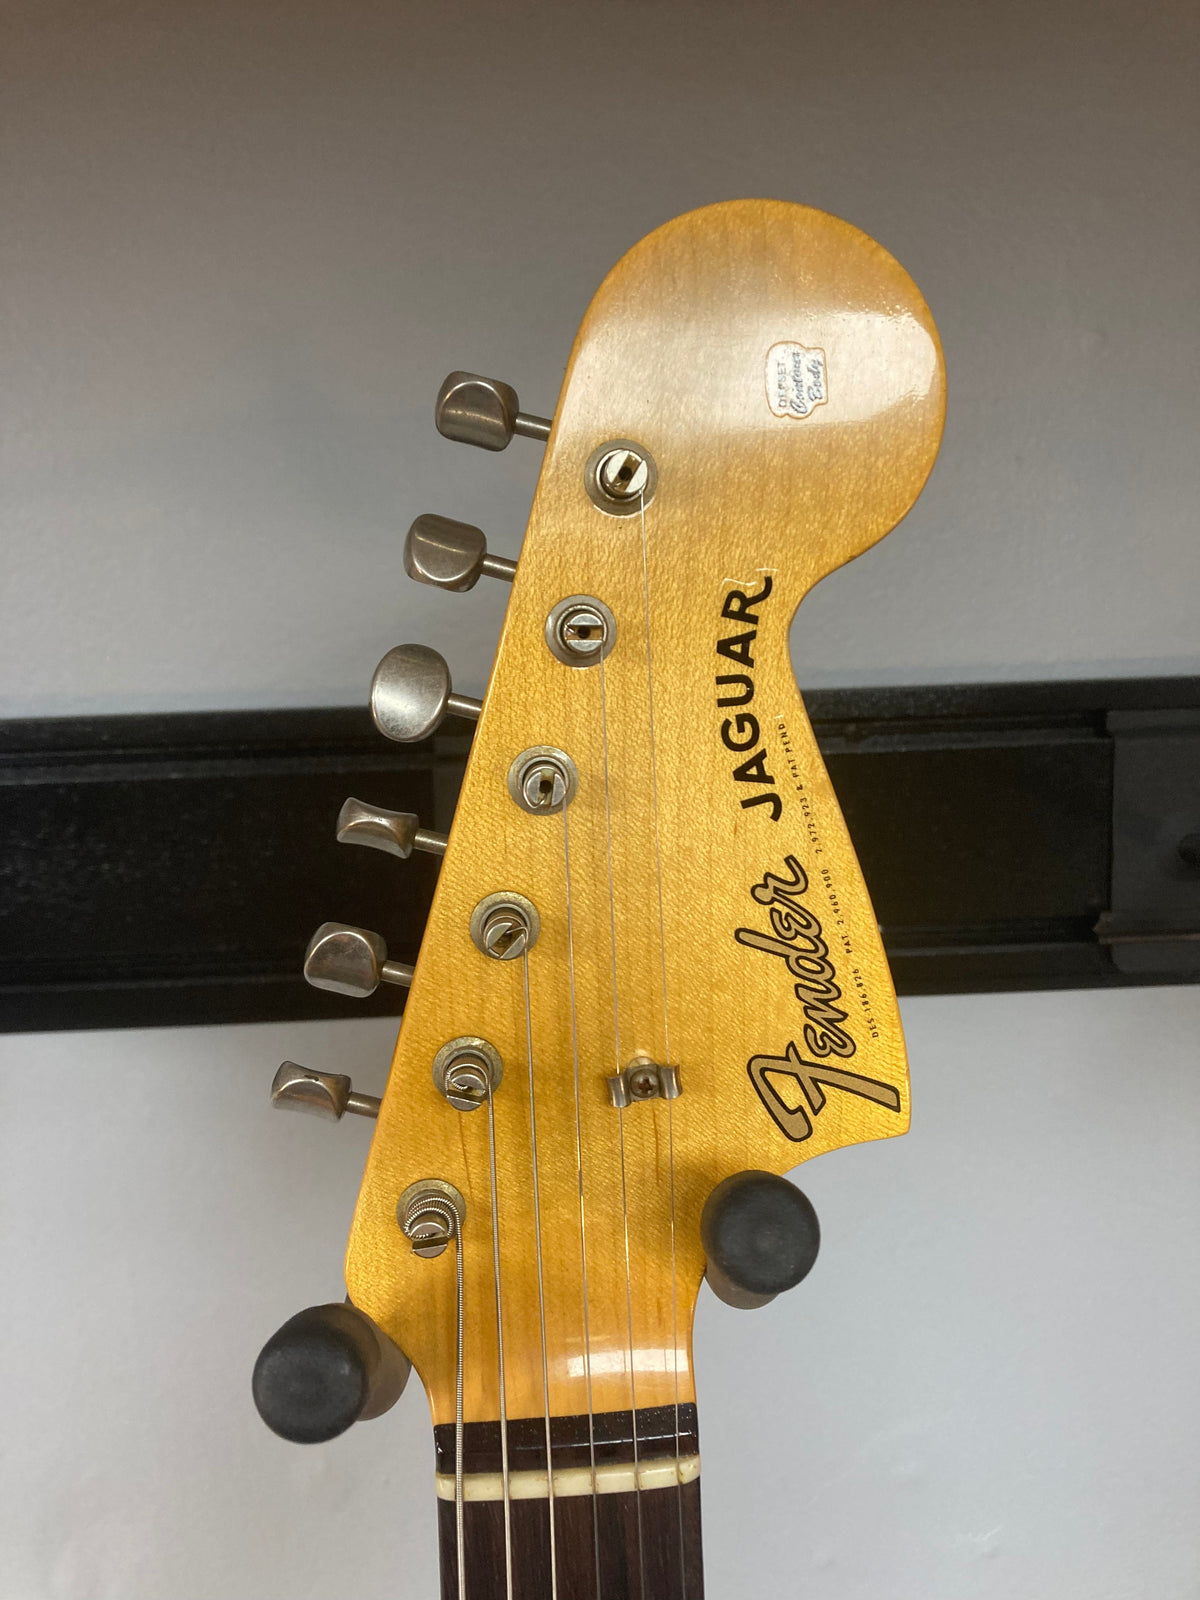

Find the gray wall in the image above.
[
  {"left": 3, "top": 0, "right": 1198, "bottom": 719},
  {"left": 1, "top": 2, "right": 1197, "bottom": 1597}
]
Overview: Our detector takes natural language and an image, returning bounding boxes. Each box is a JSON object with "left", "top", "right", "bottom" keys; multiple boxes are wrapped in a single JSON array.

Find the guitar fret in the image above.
[
  {"left": 438, "top": 1479, "right": 704, "bottom": 1600},
  {"left": 434, "top": 1402, "right": 700, "bottom": 1476}
]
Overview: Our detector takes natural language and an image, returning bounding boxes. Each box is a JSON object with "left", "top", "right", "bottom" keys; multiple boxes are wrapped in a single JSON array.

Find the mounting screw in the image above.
[{"left": 607, "top": 1057, "right": 682, "bottom": 1109}]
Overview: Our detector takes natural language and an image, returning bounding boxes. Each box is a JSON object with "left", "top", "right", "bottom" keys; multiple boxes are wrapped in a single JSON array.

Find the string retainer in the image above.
[{"left": 607, "top": 1056, "right": 682, "bottom": 1109}]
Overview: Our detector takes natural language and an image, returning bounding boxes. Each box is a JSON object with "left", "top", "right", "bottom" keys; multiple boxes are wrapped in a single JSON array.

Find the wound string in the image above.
[
  {"left": 562, "top": 799, "right": 602, "bottom": 1598},
  {"left": 522, "top": 951, "right": 558, "bottom": 1597},
  {"left": 599, "top": 649, "right": 647, "bottom": 1597},
  {"left": 453, "top": 1211, "right": 466, "bottom": 1600},
  {"left": 485, "top": 1082, "right": 514, "bottom": 1600},
  {"left": 637, "top": 488, "right": 687, "bottom": 1595}
]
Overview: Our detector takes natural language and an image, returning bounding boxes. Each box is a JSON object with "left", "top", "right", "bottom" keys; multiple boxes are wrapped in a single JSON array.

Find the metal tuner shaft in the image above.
[
  {"left": 303, "top": 922, "right": 414, "bottom": 999},
  {"left": 370, "top": 644, "right": 480, "bottom": 743},
  {"left": 404, "top": 513, "right": 516, "bottom": 591},
  {"left": 434, "top": 370, "right": 551, "bottom": 451}
]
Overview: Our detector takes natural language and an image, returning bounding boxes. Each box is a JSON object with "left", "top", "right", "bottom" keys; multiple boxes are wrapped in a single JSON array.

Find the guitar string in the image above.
[
  {"left": 637, "top": 488, "right": 688, "bottom": 1596},
  {"left": 521, "top": 950, "right": 558, "bottom": 1598},
  {"left": 562, "top": 798, "right": 603, "bottom": 1600},
  {"left": 598, "top": 650, "right": 647, "bottom": 1599},
  {"left": 485, "top": 1082, "right": 514, "bottom": 1600},
  {"left": 453, "top": 1214, "right": 466, "bottom": 1600}
]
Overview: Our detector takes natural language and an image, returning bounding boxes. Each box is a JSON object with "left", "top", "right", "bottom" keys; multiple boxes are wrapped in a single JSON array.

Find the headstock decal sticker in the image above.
[
  {"left": 716, "top": 574, "right": 782, "bottom": 821},
  {"left": 746, "top": 1041, "right": 901, "bottom": 1143},
  {"left": 765, "top": 341, "right": 829, "bottom": 420},
  {"left": 736, "top": 854, "right": 855, "bottom": 1057},
  {"left": 736, "top": 854, "right": 902, "bottom": 1141}
]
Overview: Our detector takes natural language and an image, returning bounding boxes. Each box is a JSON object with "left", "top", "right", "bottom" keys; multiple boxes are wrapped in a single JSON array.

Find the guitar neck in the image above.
[{"left": 435, "top": 1405, "right": 704, "bottom": 1599}]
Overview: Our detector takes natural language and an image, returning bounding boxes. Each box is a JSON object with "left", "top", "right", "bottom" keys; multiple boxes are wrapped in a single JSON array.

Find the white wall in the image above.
[
  {"left": 1, "top": 2, "right": 1197, "bottom": 1598},
  {"left": 2, "top": 991, "right": 1197, "bottom": 1600}
]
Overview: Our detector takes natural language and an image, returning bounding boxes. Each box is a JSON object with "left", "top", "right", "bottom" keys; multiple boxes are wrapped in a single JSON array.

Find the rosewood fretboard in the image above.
[{"left": 434, "top": 1405, "right": 703, "bottom": 1600}]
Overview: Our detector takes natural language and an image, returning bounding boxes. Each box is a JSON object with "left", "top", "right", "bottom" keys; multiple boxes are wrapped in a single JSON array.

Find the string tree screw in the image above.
[{"left": 607, "top": 1056, "right": 682, "bottom": 1109}]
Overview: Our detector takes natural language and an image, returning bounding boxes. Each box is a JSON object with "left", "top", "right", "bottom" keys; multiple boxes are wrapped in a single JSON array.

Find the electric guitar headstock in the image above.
[{"left": 254, "top": 200, "right": 944, "bottom": 1599}]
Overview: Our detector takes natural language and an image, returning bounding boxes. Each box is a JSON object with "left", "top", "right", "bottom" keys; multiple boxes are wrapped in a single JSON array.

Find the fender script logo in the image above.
[
  {"left": 736, "top": 854, "right": 901, "bottom": 1141},
  {"left": 747, "top": 1042, "right": 901, "bottom": 1143}
]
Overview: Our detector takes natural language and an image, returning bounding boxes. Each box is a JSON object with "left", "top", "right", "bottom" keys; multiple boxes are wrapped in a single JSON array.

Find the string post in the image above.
[
  {"left": 397, "top": 1179, "right": 465, "bottom": 1259},
  {"left": 470, "top": 892, "right": 540, "bottom": 961},
  {"left": 583, "top": 437, "right": 657, "bottom": 516},
  {"left": 432, "top": 1036, "right": 503, "bottom": 1113},
  {"left": 508, "top": 746, "right": 579, "bottom": 816},
  {"left": 545, "top": 594, "right": 618, "bottom": 667}
]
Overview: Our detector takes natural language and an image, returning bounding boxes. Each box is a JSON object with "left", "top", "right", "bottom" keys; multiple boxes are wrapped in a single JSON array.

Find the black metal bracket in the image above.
[
  {"left": 1094, "top": 709, "right": 1200, "bottom": 975},
  {"left": 1, "top": 677, "right": 1197, "bottom": 1033}
]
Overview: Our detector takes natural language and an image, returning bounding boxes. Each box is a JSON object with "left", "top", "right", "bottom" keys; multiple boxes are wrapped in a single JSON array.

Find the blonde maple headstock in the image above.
[{"left": 345, "top": 200, "right": 945, "bottom": 1430}]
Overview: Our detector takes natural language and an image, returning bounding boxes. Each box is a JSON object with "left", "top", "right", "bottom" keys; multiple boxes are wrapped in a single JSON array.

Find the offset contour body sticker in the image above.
[{"left": 765, "top": 341, "right": 829, "bottom": 419}]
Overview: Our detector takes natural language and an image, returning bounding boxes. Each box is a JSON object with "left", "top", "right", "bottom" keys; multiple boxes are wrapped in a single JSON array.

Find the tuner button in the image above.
[
  {"left": 370, "top": 643, "right": 481, "bottom": 743},
  {"left": 303, "top": 922, "right": 415, "bottom": 998},
  {"left": 701, "top": 1170, "right": 820, "bottom": 1309},
  {"left": 404, "top": 514, "right": 517, "bottom": 591},
  {"left": 252, "top": 1302, "right": 411, "bottom": 1444},
  {"left": 336, "top": 797, "right": 448, "bottom": 859},
  {"left": 435, "top": 370, "right": 552, "bottom": 451},
  {"left": 271, "top": 1062, "right": 381, "bottom": 1121}
]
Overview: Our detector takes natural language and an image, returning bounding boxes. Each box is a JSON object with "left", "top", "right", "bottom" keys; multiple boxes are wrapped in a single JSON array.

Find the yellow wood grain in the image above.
[{"left": 345, "top": 200, "right": 945, "bottom": 1430}]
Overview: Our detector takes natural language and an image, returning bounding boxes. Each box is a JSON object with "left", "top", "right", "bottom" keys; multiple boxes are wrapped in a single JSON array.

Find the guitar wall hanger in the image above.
[
  {"left": 253, "top": 1301, "right": 411, "bottom": 1445},
  {"left": 700, "top": 1169, "right": 821, "bottom": 1310},
  {"left": 248, "top": 199, "right": 947, "bottom": 1599}
]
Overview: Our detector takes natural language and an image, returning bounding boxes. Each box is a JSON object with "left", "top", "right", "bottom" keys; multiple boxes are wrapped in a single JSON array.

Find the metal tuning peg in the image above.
[
  {"left": 303, "top": 922, "right": 414, "bottom": 998},
  {"left": 252, "top": 1301, "right": 411, "bottom": 1443},
  {"left": 404, "top": 513, "right": 516, "bottom": 592},
  {"left": 336, "top": 797, "right": 447, "bottom": 859},
  {"left": 435, "top": 370, "right": 551, "bottom": 451},
  {"left": 700, "top": 1170, "right": 820, "bottom": 1310},
  {"left": 370, "top": 643, "right": 480, "bottom": 743},
  {"left": 271, "top": 1062, "right": 381, "bottom": 1121}
]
